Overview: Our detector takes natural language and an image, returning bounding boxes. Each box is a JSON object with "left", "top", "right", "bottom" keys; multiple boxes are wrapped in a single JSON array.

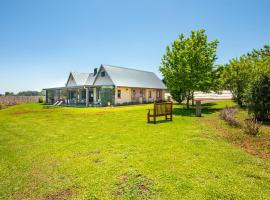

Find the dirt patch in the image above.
[
  {"left": 41, "top": 188, "right": 75, "bottom": 200},
  {"left": 113, "top": 171, "right": 158, "bottom": 199},
  {"left": 236, "top": 135, "right": 270, "bottom": 159},
  {"left": 13, "top": 191, "right": 31, "bottom": 200},
  {"left": 92, "top": 150, "right": 101, "bottom": 154},
  {"left": 93, "top": 158, "right": 104, "bottom": 163},
  {"left": 201, "top": 117, "right": 270, "bottom": 159}
]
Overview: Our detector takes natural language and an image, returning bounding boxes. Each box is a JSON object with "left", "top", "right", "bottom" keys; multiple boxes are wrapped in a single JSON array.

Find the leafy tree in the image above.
[
  {"left": 169, "top": 88, "right": 186, "bottom": 104},
  {"left": 160, "top": 29, "right": 218, "bottom": 107},
  {"left": 211, "top": 65, "right": 225, "bottom": 92},
  {"left": 245, "top": 56, "right": 270, "bottom": 120},
  {"left": 221, "top": 45, "right": 270, "bottom": 120},
  {"left": 246, "top": 73, "right": 270, "bottom": 120},
  {"left": 17, "top": 91, "right": 43, "bottom": 96},
  {"left": 221, "top": 45, "right": 270, "bottom": 107},
  {"left": 221, "top": 58, "right": 253, "bottom": 106},
  {"left": 5, "top": 92, "right": 15, "bottom": 96}
]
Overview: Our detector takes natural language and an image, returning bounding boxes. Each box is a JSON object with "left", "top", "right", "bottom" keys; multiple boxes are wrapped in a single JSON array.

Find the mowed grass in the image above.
[{"left": 0, "top": 101, "right": 270, "bottom": 200}]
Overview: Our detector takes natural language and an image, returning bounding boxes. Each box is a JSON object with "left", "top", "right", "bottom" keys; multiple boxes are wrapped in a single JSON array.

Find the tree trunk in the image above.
[
  {"left": 191, "top": 91, "right": 194, "bottom": 106},
  {"left": 186, "top": 91, "right": 190, "bottom": 108}
]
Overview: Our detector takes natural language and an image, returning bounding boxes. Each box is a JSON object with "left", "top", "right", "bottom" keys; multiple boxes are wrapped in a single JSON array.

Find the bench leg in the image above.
[
  {"left": 154, "top": 116, "right": 156, "bottom": 124},
  {"left": 147, "top": 114, "right": 150, "bottom": 123}
]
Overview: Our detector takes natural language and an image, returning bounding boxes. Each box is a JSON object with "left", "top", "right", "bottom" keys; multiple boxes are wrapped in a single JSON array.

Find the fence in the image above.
[
  {"left": 194, "top": 90, "right": 233, "bottom": 100},
  {"left": 0, "top": 96, "right": 43, "bottom": 106}
]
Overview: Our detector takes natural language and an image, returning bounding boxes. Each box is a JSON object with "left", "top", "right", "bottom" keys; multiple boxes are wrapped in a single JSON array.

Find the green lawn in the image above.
[{"left": 0, "top": 101, "right": 270, "bottom": 200}]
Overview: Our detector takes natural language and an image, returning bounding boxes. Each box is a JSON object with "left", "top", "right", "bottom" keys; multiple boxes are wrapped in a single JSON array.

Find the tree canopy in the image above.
[
  {"left": 221, "top": 45, "right": 270, "bottom": 106},
  {"left": 160, "top": 29, "right": 218, "bottom": 107},
  {"left": 4, "top": 91, "right": 43, "bottom": 96},
  {"left": 221, "top": 45, "right": 270, "bottom": 120}
]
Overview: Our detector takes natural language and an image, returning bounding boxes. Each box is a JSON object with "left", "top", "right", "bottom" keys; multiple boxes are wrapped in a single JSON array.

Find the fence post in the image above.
[{"left": 196, "top": 100, "right": 201, "bottom": 117}]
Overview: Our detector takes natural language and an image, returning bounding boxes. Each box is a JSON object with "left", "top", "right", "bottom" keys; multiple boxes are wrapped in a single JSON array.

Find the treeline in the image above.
[
  {"left": 221, "top": 45, "right": 270, "bottom": 121},
  {"left": 1, "top": 91, "right": 44, "bottom": 96},
  {"left": 160, "top": 29, "right": 270, "bottom": 121}
]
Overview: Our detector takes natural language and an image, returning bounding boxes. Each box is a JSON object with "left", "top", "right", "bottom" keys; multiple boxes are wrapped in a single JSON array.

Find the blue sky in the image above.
[{"left": 0, "top": 0, "right": 270, "bottom": 93}]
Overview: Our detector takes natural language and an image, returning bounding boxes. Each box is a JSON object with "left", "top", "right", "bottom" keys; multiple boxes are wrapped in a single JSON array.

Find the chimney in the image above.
[{"left": 94, "top": 68, "right": 97, "bottom": 76}]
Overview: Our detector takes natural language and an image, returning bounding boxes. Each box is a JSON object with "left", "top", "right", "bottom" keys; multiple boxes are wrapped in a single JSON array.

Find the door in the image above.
[{"left": 89, "top": 90, "right": 94, "bottom": 103}]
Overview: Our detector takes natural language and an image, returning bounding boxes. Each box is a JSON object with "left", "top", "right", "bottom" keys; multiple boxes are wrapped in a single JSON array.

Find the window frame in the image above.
[
  {"left": 100, "top": 71, "right": 105, "bottom": 77},
  {"left": 117, "top": 89, "right": 121, "bottom": 99}
]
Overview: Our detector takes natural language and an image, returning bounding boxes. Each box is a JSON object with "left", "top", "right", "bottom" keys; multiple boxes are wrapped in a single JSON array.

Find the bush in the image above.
[
  {"left": 246, "top": 73, "right": 270, "bottom": 121},
  {"left": 100, "top": 88, "right": 115, "bottom": 106},
  {"left": 243, "top": 117, "right": 261, "bottom": 136},
  {"left": 219, "top": 106, "right": 241, "bottom": 127},
  {"left": 38, "top": 97, "right": 44, "bottom": 103}
]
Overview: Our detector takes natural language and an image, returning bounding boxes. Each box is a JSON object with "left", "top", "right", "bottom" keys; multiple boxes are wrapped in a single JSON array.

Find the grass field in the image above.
[{"left": 0, "top": 101, "right": 270, "bottom": 200}]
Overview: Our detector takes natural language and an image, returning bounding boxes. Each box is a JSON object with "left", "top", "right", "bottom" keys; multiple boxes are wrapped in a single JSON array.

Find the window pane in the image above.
[{"left": 117, "top": 90, "right": 121, "bottom": 98}]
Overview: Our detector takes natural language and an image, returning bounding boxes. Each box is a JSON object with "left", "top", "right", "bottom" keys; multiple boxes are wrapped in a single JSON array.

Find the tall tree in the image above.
[
  {"left": 221, "top": 45, "right": 270, "bottom": 107},
  {"left": 160, "top": 29, "right": 218, "bottom": 107},
  {"left": 221, "top": 57, "right": 253, "bottom": 106}
]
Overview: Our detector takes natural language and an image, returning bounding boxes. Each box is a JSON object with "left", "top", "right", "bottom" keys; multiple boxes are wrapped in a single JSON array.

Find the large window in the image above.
[
  {"left": 70, "top": 91, "right": 76, "bottom": 99},
  {"left": 81, "top": 90, "right": 86, "bottom": 99},
  {"left": 117, "top": 89, "right": 121, "bottom": 98}
]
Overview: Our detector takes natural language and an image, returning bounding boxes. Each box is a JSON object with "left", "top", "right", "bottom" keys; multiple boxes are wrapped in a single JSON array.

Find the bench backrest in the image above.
[{"left": 154, "top": 102, "right": 173, "bottom": 115}]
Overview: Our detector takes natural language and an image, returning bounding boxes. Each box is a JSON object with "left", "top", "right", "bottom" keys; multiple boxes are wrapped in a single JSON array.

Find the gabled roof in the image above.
[
  {"left": 85, "top": 73, "right": 95, "bottom": 85},
  {"left": 71, "top": 72, "right": 90, "bottom": 85},
  {"left": 60, "top": 64, "right": 166, "bottom": 89},
  {"left": 96, "top": 64, "right": 166, "bottom": 89},
  {"left": 66, "top": 72, "right": 95, "bottom": 86}
]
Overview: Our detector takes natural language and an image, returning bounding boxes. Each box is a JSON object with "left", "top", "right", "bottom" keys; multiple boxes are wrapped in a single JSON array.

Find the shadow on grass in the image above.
[
  {"left": 261, "top": 120, "right": 270, "bottom": 127},
  {"left": 148, "top": 119, "right": 172, "bottom": 124},
  {"left": 173, "top": 102, "right": 221, "bottom": 117}
]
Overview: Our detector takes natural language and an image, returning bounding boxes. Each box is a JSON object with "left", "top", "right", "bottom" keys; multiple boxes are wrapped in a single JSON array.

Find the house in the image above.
[{"left": 44, "top": 64, "right": 167, "bottom": 107}]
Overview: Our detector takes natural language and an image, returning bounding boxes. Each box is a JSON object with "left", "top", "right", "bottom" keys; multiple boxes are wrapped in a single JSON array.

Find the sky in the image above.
[{"left": 0, "top": 0, "right": 270, "bottom": 94}]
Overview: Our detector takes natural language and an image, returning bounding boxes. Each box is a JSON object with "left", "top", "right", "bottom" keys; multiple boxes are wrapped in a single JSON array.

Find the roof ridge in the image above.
[
  {"left": 71, "top": 72, "right": 90, "bottom": 74},
  {"left": 102, "top": 64, "right": 155, "bottom": 74}
]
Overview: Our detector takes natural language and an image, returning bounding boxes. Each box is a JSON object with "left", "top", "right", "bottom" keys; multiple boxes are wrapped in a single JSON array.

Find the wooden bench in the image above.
[{"left": 147, "top": 102, "right": 173, "bottom": 124}]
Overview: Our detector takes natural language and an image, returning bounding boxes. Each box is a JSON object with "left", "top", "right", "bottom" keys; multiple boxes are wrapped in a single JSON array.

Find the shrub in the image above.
[
  {"left": 246, "top": 73, "right": 270, "bottom": 121},
  {"left": 219, "top": 106, "right": 241, "bottom": 127},
  {"left": 38, "top": 97, "right": 44, "bottom": 103},
  {"left": 100, "top": 88, "right": 115, "bottom": 106},
  {"left": 243, "top": 117, "right": 261, "bottom": 136}
]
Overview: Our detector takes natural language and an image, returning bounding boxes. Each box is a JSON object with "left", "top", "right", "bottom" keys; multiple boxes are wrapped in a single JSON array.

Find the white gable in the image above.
[
  {"left": 66, "top": 74, "right": 77, "bottom": 87},
  {"left": 94, "top": 66, "right": 114, "bottom": 86}
]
